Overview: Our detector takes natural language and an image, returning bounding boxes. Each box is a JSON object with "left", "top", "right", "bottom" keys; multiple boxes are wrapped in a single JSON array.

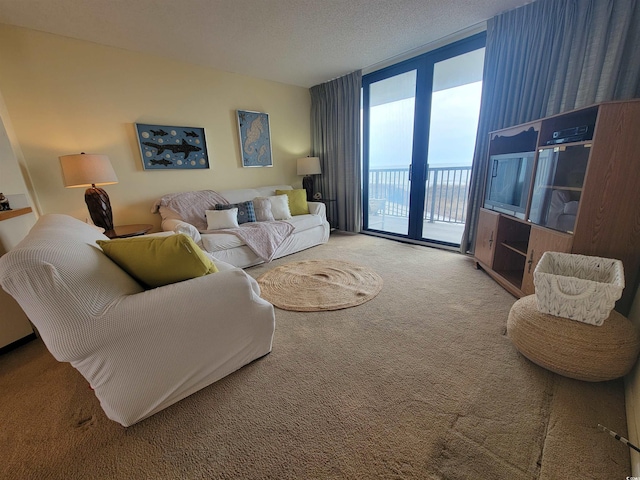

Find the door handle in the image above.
[
  {"left": 489, "top": 231, "right": 493, "bottom": 248},
  {"left": 408, "top": 164, "right": 412, "bottom": 182},
  {"left": 527, "top": 250, "right": 534, "bottom": 273}
]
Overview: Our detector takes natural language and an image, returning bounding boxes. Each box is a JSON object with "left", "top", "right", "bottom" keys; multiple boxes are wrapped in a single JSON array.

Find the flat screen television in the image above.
[{"left": 484, "top": 151, "right": 535, "bottom": 219}]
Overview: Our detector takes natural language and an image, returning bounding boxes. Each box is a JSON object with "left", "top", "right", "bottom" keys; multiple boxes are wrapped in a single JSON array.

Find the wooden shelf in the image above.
[
  {"left": 502, "top": 241, "right": 528, "bottom": 256},
  {"left": 538, "top": 140, "right": 594, "bottom": 150},
  {"left": 0, "top": 207, "right": 32, "bottom": 222}
]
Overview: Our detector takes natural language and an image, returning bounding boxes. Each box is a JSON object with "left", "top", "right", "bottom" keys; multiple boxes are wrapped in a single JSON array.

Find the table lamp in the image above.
[
  {"left": 59, "top": 153, "right": 118, "bottom": 231},
  {"left": 297, "top": 156, "right": 321, "bottom": 201}
]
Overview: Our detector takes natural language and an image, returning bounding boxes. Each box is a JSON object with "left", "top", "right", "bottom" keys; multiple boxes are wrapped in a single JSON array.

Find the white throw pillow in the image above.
[
  {"left": 253, "top": 197, "right": 275, "bottom": 222},
  {"left": 174, "top": 222, "right": 202, "bottom": 243},
  {"left": 205, "top": 208, "right": 239, "bottom": 230},
  {"left": 268, "top": 194, "right": 292, "bottom": 220}
]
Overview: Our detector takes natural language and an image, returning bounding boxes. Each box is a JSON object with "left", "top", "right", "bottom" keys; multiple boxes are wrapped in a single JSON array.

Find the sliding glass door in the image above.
[
  {"left": 363, "top": 34, "right": 485, "bottom": 247},
  {"left": 365, "top": 70, "right": 417, "bottom": 235}
]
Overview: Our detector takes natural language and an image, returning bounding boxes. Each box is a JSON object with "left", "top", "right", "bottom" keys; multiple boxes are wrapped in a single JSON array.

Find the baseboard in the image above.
[{"left": 0, "top": 332, "right": 36, "bottom": 355}]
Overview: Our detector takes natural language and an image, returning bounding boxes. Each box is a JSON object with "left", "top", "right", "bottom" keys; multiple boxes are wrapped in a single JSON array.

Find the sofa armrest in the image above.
[
  {"left": 161, "top": 218, "right": 202, "bottom": 244},
  {"left": 112, "top": 269, "right": 274, "bottom": 370},
  {"left": 307, "top": 201, "right": 327, "bottom": 220},
  {"left": 89, "top": 269, "right": 275, "bottom": 425},
  {"left": 120, "top": 268, "right": 271, "bottom": 327}
]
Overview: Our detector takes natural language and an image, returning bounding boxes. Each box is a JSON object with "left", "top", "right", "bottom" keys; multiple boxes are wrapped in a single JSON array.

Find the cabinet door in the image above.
[
  {"left": 528, "top": 145, "right": 589, "bottom": 233},
  {"left": 475, "top": 209, "right": 500, "bottom": 267},
  {"left": 521, "top": 226, "right": 573, "bottom": 295}
]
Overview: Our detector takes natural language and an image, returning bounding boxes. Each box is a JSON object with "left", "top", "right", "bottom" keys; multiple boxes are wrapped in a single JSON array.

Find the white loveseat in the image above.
[
  {"left": 0, "top": 214, "right": 275, "bottom": 427},
  {"left": 155, "top": 185, "right": 330, "bottom": 268}
]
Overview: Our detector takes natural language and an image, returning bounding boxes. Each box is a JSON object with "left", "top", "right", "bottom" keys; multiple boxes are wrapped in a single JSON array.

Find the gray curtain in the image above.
[
  {"left": 310, "top": 71, "right": 362, "bottom": 232},
  {"left": 461, "top": 0, "right": 640, "bottom": 254}
]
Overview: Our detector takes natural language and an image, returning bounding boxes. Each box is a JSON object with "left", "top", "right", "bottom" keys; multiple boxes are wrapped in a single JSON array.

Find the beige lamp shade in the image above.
[
  {"left": 59, "top": 153, "right": 118, "bottom": 188},
  {"left": 59, "top": 153, "right": 118, "bottom": 231},
  {"left": 297, "top": 157, "right": 321, "bottom": 176}
]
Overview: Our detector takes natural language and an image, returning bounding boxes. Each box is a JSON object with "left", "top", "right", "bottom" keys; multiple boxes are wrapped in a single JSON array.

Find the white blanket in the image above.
[
  {"left": 153, "top": 190, "right": 229, "bottom": 231},
  {"left": 202, "top": 221, "right": 294, "bottom": 262}
]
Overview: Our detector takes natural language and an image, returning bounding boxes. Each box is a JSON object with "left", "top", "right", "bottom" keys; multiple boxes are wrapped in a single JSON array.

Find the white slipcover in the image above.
[
  {"left": 155, "top": 185, "right": 330, "bottom": 268},
  {"left": 0, "top": 214, "right": 275, "bottom": 427}
]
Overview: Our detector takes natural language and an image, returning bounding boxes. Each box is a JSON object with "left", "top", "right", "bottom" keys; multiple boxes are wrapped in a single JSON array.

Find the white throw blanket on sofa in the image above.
[
  {"left": 153, "top": 190, "right": 229, "bottom": 231},
  {"left": 202, "top": 221, "right": 294, "bottom": 262}
]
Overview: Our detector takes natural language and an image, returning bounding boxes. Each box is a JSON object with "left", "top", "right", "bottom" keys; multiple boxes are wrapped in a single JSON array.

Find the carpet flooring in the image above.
[{"left": 0, "top": 232, "right": 631, "bottom": 479}]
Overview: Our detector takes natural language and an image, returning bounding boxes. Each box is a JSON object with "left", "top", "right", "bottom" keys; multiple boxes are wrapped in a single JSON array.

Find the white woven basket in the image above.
[{"left": 533, "top": 252, "right": 625, "bottom": 326}]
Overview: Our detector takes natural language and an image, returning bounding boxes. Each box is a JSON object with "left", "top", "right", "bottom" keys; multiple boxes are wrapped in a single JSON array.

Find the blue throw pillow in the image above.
[{"left": 214, "top": 201, "right": 256, "bottom": 224}]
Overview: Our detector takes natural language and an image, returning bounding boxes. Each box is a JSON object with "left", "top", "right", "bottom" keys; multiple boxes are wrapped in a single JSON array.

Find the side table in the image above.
[{"left": 104, "top": 224, "right": 153, "bottom": 239}]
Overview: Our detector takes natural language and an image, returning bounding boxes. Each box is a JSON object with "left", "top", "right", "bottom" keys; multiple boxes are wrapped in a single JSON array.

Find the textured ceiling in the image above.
[{"left": 0, "top": 0, "right": 529, "bottom": 87}]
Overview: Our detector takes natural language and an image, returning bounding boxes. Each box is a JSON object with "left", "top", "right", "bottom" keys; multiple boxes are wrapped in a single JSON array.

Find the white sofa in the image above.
[
  {"left": 0, "top": 214, "right": 275, "bottom": 427},
  {"left": 155, "top": 185, "right": 330, "bottom": 268}
]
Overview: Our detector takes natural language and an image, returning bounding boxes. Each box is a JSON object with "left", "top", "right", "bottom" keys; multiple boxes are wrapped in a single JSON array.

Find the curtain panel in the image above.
[
  {"left": 461, "top": 0, "right": 640, "bottom": 254},
  {"left": 310, "top": 71, "right": 362, "bottom": 232}
]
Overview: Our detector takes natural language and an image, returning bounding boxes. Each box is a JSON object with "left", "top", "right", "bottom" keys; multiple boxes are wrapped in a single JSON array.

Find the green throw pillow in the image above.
[
  {"left": 97, "top": 234, "right": 218, "bottom": 288},
  {"left": 275, "top": 189, "right": 309, "bottom": 216}
]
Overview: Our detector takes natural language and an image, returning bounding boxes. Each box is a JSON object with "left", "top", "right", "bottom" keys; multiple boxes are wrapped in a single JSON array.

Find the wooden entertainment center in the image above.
[{"left": 474, "top": 99, "right": 640, "bottom": 315}]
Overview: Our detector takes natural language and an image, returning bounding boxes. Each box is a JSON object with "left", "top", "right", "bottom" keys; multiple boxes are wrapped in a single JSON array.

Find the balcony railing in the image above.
[{"left": 368, "top": 166, "right": 472, "bottom": 224}]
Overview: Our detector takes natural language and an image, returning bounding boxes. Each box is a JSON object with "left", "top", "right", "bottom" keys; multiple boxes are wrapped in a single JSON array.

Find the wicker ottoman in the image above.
[{"left": 507, "top": 295, "right": 640, "bottom": 382}]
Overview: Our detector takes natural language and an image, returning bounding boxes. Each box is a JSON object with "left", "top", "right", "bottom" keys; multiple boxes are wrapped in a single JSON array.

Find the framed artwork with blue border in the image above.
[
  {"left": 237, "top": 110, "right": 273, "bottom": 167},
  {"left": 136, "top": 123, "right": 210, "bottom": 170}
]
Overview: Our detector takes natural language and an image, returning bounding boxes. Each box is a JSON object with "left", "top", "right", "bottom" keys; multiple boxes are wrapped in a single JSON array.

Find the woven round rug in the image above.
[{"left": 257, "top": 259, "right": 383, "bottom": 311}]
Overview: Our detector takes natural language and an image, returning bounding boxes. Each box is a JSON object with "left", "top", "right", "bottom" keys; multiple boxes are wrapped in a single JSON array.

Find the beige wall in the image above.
[
  {"left": 0, "top": 87, "right": 36, "bottom": 347},
  {"left": 0, "top": 25, "right": 311, "bottom": 229},
  {"left": 0, "top": 84, "right": 37, "bottom": 254}
]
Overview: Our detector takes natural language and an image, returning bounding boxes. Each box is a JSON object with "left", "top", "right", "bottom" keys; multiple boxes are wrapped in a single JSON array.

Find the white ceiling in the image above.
[{"left": 0, "top": 0, "right": 529, "bottom": 88}]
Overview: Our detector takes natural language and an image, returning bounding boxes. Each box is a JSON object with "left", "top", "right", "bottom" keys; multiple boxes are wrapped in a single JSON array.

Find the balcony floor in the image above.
[{"left": 367, "top": 214, "right": 465, "bottom": 245}]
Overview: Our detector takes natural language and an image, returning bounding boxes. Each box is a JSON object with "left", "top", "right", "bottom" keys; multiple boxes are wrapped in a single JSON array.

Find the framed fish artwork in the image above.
[
  {"left": 135, "top": 124, "right": 210, "bottom": 170},
  {"left": 236, "top": 110, "right": 273, "bottom": 167}
]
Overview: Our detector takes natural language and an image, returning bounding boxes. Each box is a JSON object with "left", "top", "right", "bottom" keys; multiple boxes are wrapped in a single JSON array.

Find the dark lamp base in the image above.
[
  {"left": 85, "top": 186, "right": 114, "bottom": 231},
  {"left": 302, "top": 175, "right": 314, "bottom": 201}
]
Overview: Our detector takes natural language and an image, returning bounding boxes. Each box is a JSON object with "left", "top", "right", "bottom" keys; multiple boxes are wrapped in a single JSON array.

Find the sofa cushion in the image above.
[
  {"left": 254, "top": 185, "right": 292, "bottom": 197},
  {"left": 276, "top": 189, "right": 309, "bottom": 216},
  {"left": 214, "top": 200, "right": 256, "bottom": 224},
  {"left": 97, "top": 234, "right": 218, "bottom": 288},
  {"left": 205, "top": 209, "right": 239, "bottom": 230},
  {"left": 253, "top": 197, "right": 275, "bottom": 222},
  {"left": 219, "top": 185, "right": 292, "bottom": 204},
  {"left": 219, "top": 188, "right": 261, "bottom": 204},
  {"left": 286, "top": 213, "right": 323, "bottom": 233},
  {"left": 269, "top": 194, "right": 292, "bottom": 220},
  {"left": 201, "top": 232, "right": 244, "bottom": 252},
  {"left": 201, "top": 213, "right": 323, "bottom": 254}
]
